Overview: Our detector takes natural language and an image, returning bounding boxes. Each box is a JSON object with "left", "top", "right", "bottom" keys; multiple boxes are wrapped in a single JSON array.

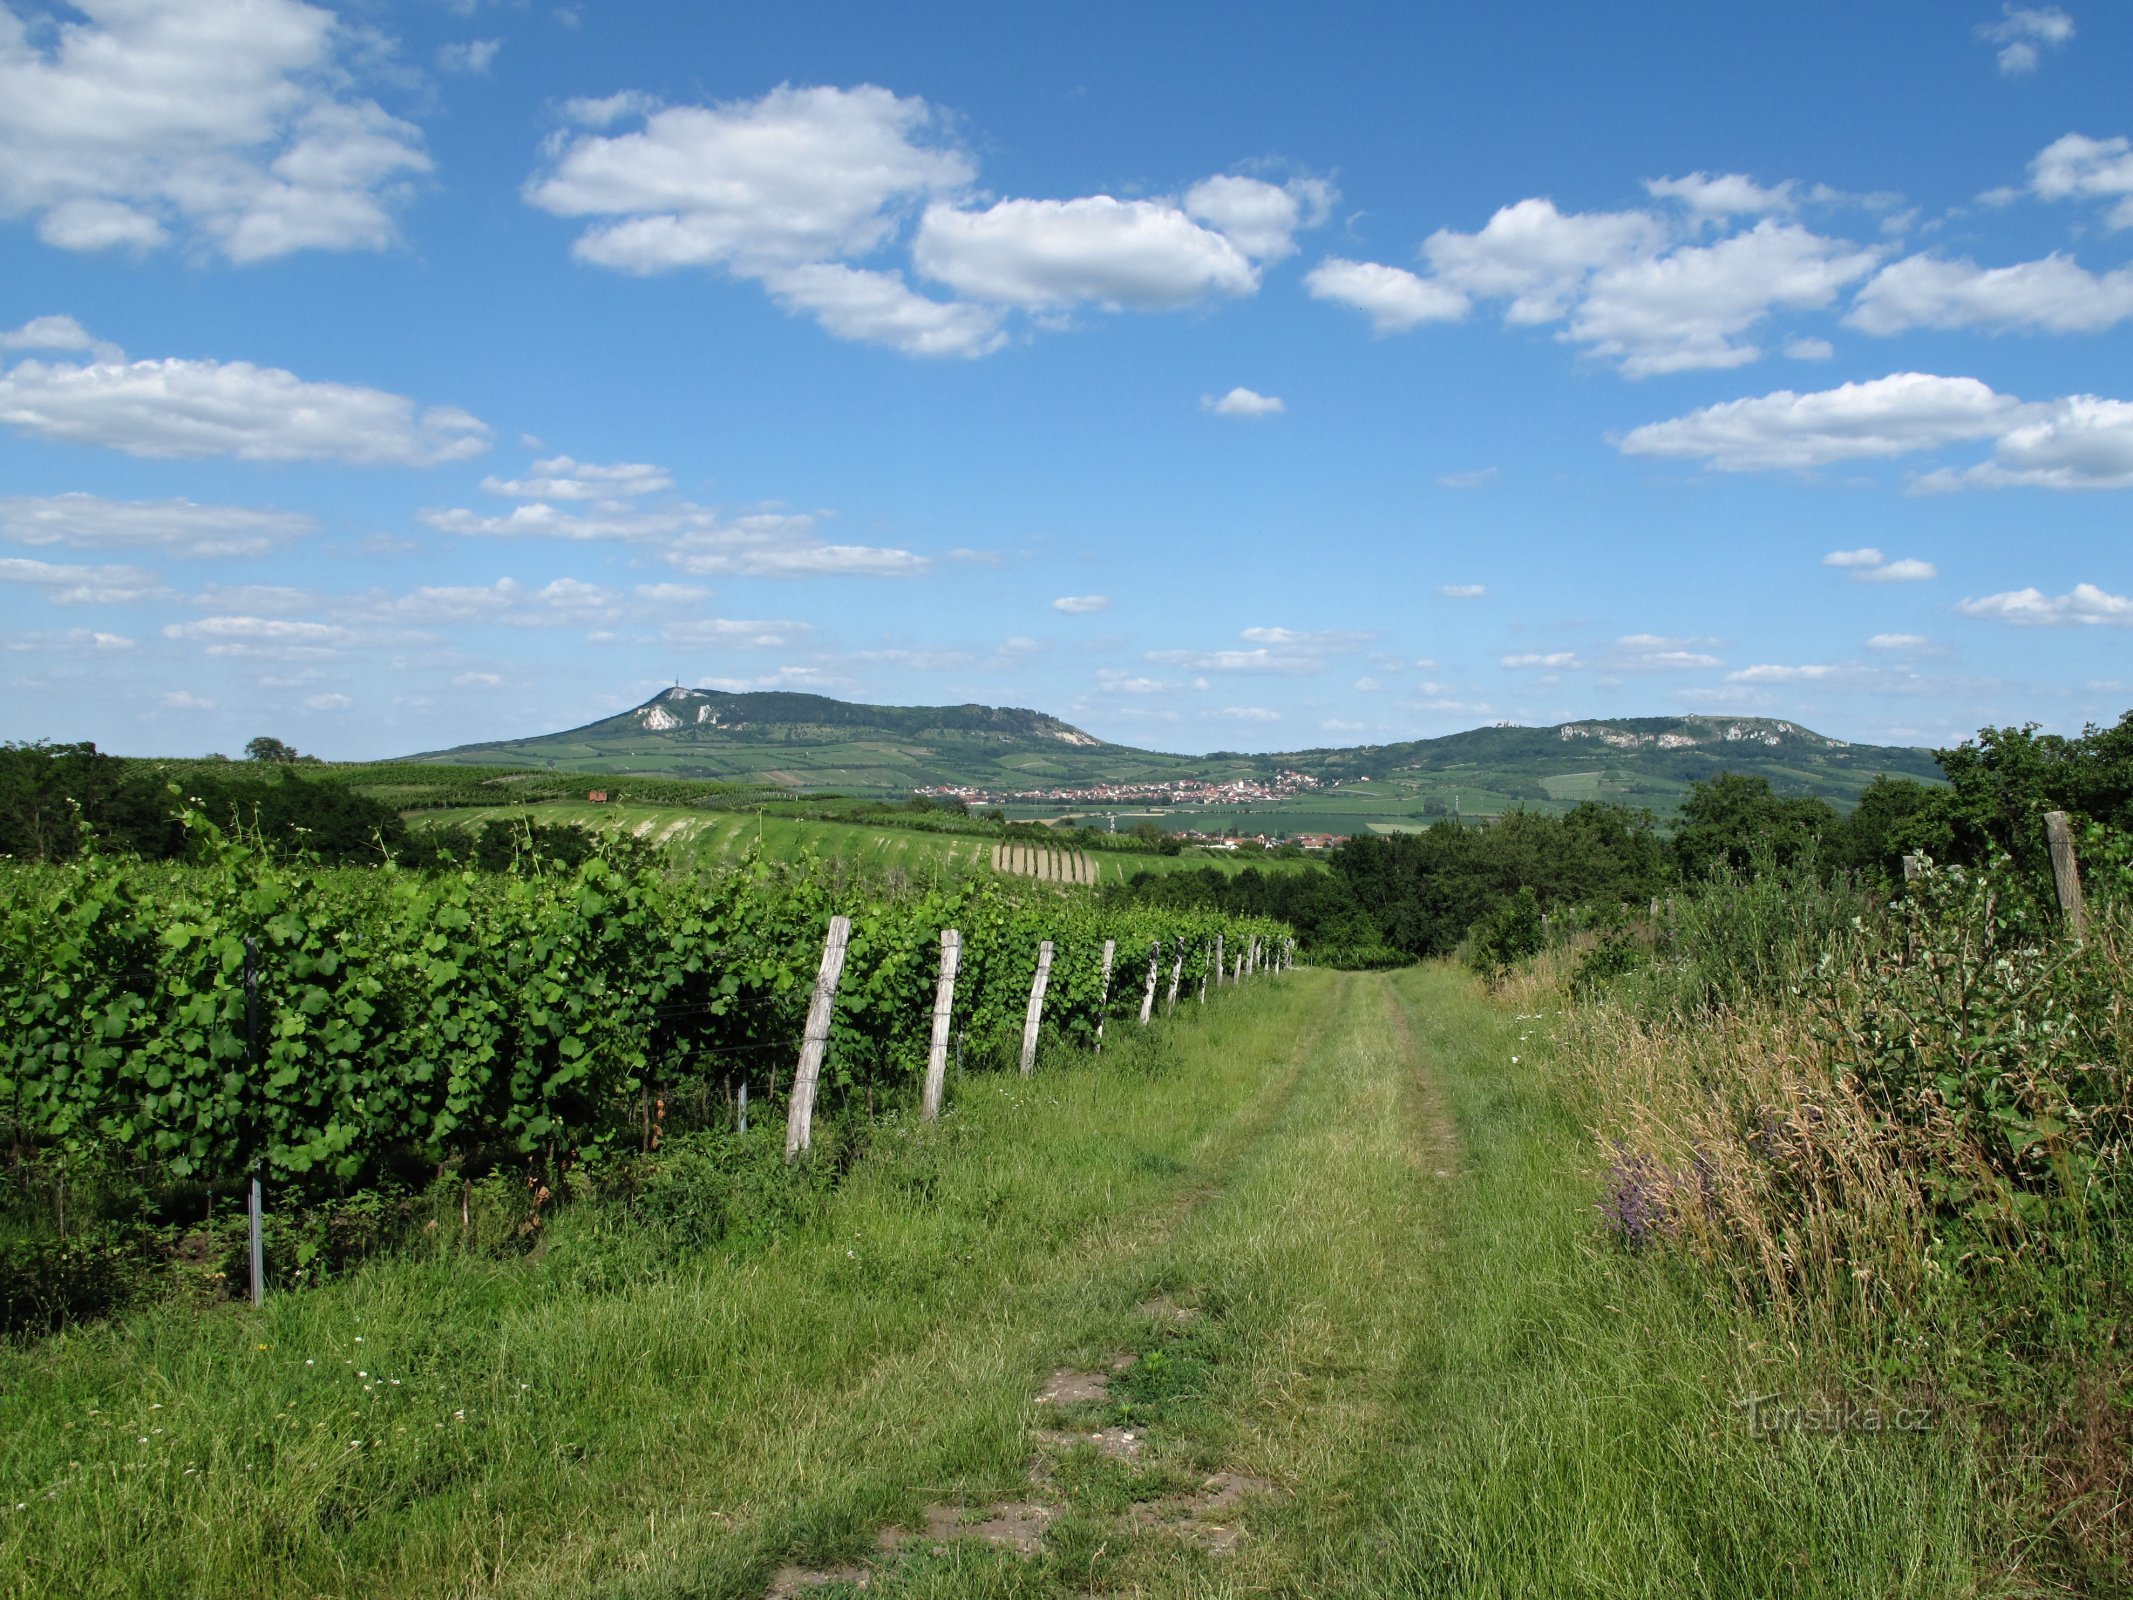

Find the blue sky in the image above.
[{"left": 1, "top": 0, "right": 2128, "bottom": 760}]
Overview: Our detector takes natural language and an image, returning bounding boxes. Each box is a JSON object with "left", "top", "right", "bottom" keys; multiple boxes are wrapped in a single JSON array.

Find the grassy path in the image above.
[{"left": 2, "top": 967, "right": 1998, "bottom": 1598}]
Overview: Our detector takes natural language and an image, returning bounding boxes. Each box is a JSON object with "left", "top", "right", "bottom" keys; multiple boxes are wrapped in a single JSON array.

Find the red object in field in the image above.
[{"left": 587, "top": 790, "right": 608, "bottom": 803}]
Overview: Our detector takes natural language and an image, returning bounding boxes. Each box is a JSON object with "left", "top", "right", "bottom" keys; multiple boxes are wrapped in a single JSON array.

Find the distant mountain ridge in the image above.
[{"left": 405, "top": 691, "right": 1942, "bottom": 814}]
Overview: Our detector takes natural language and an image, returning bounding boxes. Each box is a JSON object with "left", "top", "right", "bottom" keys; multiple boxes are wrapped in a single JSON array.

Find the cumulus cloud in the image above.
[
  {"left": 1979, "top": 5, "right": 2074, "bottom": 75},
  {"left": 1303, "top": 258, "right": 1469, "bottom": 331},
  {"left": 2029, "top": 133, "right": 2133, "bottom": 228},
  {"left": 526, "top": 82, "right": 1325, "bottom": 353},
  {"left": 1849, "top": 252, "right": 2133, "bottom": 335},
  {"left": 529, "top": 84, "right": 970, "bottom": 271},
  {"left": 1182, "top": 175, "right": 1332, "bottom": 263},
  {"left": 0, "top": 0, "right": 430, "bottom": 262},
  {"left": 1438, "top": 583, "right": 1487, "bottom": 597},
  {"left": 1912, "top": 396, "right": 2133, "bottom": 491},
  {"left": 0, "top": 344, "right": 489, "bottom": 464},
  {"left": 420, "top": 499, "right": 927, "bottom": 576},
  {"left": 1726, "top": 662, "right": 1843, "bottom": 682},
  {"left": 162, "top": 614, "right": 356, "bottom": 656},
  {"left": 480, "top": 455, "right": 672, "bottom": 499},
  {"left": 1616, "top": 372, "right": 2018, "bottom": 471},
  {"left": 1214, "top": 705, "right": 1280, "bottom": 721},
  {"left": 914, "top": 195, "right": 1256, "bottom": 311},
  {"left": 661, "top": 617, "right": 809, "bottom": 648},
  {"left": 1823, "top": 547, "right": 1935, "bottom": 581},
  {"left": 760, "top": 262, "right": 1005, "bottom": 358},
  {"left": 1501, "top": 650, "right": 1581, "bottom": 669},
  {"left": 0, "top": 554, "right": 162, "bottom": 603},
  {"left": 1312, "top": 186, "right": 1879, "bottom": 374},
  {"left": 0, "top": 493, "right": 312, "bottom": 556},
  {"left": 1956, "top": 583, "right": 2132, "bottom": 625},
  {"left": 1608, "top": 634, "right": 1722, "bottom": 670},
  {"left": 1644, "top": 172, "right": 1797, "bottom": 218},
  {"left": 1784, "top": 336, "right": 1835, "bottom": 360},
  {"left": 1052, "top": 594, "right": 1109, "bottom": 614},
  {"left": 1202, "top": 386, "right": 1283, "bottom": 417},
  {"left": 1867, "top": 633, "right": 1930, "bottom": 650},
  {"left": 1565, "top": 220, "right": 1879, "bottom": 376}
]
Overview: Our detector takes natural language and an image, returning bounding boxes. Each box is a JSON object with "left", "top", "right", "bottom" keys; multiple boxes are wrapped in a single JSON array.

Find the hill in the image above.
[
  {"left": 406, "top": 686, "right": 1209, "bottom": 792},
  {"left": 406, "top": 692, "right": 1943, "bottom": 821}
]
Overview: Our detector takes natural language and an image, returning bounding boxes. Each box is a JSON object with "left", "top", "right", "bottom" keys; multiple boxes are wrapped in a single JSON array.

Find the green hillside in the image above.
[
  {"left": 403, "top": 691, "right": 1943, "bottom": 822},
  {"left": 407, "top": 687, "right": 1213, "bottom": 792}
]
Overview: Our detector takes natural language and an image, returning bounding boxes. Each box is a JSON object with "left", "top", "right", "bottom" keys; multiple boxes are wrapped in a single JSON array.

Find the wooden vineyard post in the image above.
[
  {"left": 1094, "top": 938, "right": 1117, "bottom": 1050},
  {"left": 1138, "top": 941, "right": 1161, "bottom": 1024},
  {"left": 921, "top": 928, "right": 961, "bottom": 1120},
  {"left": 1212, "top": 933, "right": 1225, "bottom": 987},
  {"left": 1198, "top": 940, "right": 1210, "bottom": 1004},
  {"left": 243, "top": 934, "right": 265, "bottom": 1308},
  {"left": 1019, "top": 940, "right": 1054, "bottom": 1076},
  {"left": 786, "top": 915, "right": 852, "bottom": 1158},
  {"left": 1165, "top": 947, "right": 1184, "bottom": 1013},
  {"left": 2044, "top": 811, "right": 2088, "bottom": 942}
]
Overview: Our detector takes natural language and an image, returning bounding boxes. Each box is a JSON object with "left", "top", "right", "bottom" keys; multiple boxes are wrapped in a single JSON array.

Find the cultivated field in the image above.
[{"left": 0, "top": 966, "right": 1993, "bottom": 1597}]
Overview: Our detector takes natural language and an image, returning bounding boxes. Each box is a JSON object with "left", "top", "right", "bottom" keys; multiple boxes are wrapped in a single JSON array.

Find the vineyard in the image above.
[{"left": 0, "top": 816, "right": 1289, "bottom": 1209}]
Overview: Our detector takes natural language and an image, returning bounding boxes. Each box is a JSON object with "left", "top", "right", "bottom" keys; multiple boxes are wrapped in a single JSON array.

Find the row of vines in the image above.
[{"left": 0, "top": 821, "right": 1291, "bottom": 1200}]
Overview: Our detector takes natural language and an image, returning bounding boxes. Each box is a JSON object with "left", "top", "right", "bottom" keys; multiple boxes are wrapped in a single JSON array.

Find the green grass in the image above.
[{"left": 0, "top": 967, "right": 2008, "bottom": 1598}]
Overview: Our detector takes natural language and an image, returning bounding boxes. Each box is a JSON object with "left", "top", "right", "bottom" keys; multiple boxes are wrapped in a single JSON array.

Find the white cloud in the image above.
[
  {"left": 1915, "top": 396, "right": 2133, "bottom": 490},
  {"left": 1303, "top": 258, "right": 1469, "bottom": 332},
  {"left": 305, "top": 691, "right": 353, "bottom": 711},
  {"left": 1979, "top": 6, "right": 2074, "bottom": 75},
  {"left": 1823, "top": 547, "right": 1885, "bottom": 567},
  {"left": 161, "top": 690, "right": 215, "bottom": 711},
  {"left": 1435, "top": 468, "right": 1498, "bottom": 490},
  {"left": 1617, "top": 372, "right": 2018, "bottom": 470},
  {"left": 1866, "top": 633, "right": 1930, "bottom": 650},
  {"left": 0, "top": 0, "right": 430, "bottom": 262},
  {"left": 1146, "top": 646, "right": 1321, "bottom": 674},
  {"left": 913, "top": 194, "right": 1256, "bottom": 311},
  {"left": 1501, "top": 650, "right": 1581, "bottom": 669},
  {"left": 1567, "top": 220, "right": 1879, "bottom": 376},
  {"left": 1849, "top": 252, "right": 2133, "bottom": 335},
  {"left": 1317, "top": 190, "right": 1877, "bottom": 375},
  {"left": 526, "top": 83, "right": 1301, "bottom": 352},
  {"left": 1182, "top": 175, "right": 1332, "bottom": 263},
  {"left": 1856, "top": 557, "right": 1937, "bottom": 583},
  {"left": 1424, "top": 197, "right": 1665, "bottom": 323},
  {"left": 0, "top": 554, "right": 161, "bottom": 603},
  {"left": 1052, "top": 594, "right": 1109, "bottom": 614},
  {"left": 1726, "top": 662, "right": 1842, "bottom": 682},
  {"left": 1644, "top": 172, "right": 1797, "bottom": 219},
  {"left": 1202, "top": 386, "right": 1283, "bottom": 417},
  {"left": 1214, "top": 705, "right": 1280, "bottom": 721},
  {"left": 1608, "top": 634, "right": 1721, "bottom": 670},
  {"left": 481, "top": 455, "right": 672, "bottom": 499},
  {"left": 1095, "top": 669, "right": 1168, "bottom": 694},
  {"left": 2, "top": 627, "right": 134, "bottom": 654},
  {"left": 1238, "top": 626, "right": 1374, "bottom": 647},
  {"left": 662, "top": 617, "right": 807, "bottom": 648},
  {"left": 2029, "top": 133, "right": 2133, "bottom": 229},
  {"left": 760, "top": 263, "right": 1004, "bottom": 358},
  {"left": 0, "top": 493, "right": 312, "bottom": 556},
  {"left": 162, "top": 615, "right": 356, "bottom": 656},
  {"left": 1956, "top": 583, "right": 2133, "bottom": 626},
  {"left": 1784, "top": 336, "right": 1835, "bottom": 360},
  {"left": 1, "top": 314, "right": 120, "bottom": 361},
  {"left": 437, "top": 39, "right": 502, "bottom": 75},
  {"left": 528, "top": 84, "right": 972, "bottom": 272},
  {"left": 1438, "top": 583, "right": 1487, "bottom": 597},
  {"left": 0, "top": 348, "right": 489, "bottom": 464},
  {"left": 419, "top": 500, "right": 926, "bottom": 576}
]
